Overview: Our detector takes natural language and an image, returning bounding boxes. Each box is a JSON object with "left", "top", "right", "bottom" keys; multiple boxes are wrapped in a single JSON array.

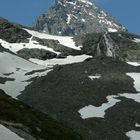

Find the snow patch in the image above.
[
  {"left": 120, "top": 93, "right": 140, "bottom": 103},
  {"left": 133, "top": 38, "right": 140, "bottom": 43},
  {"left": 127, "top": 62, "right": 140, "bottom": 66},
  {"left": 127, "top": 73, "right": 140, "bottom": 92},
  {"left": 0, "top": 38, "right": 60, "bottom": 55},
  {"left": 108, "top": 28, "right": 118, "bottom": 32},
  {"left": 78, "top": 95, "right": 120, "bottom": 119},
  {"left": 135, "top": 123, "right": 140, "bottom": 127},
  {"left": 0, "top": 52, "right": 50, "bottom": 98},
  {"left": 88, "top": 75, "right": 101, "bottom": 80},
  {"left": 126, "top": 130, "right": 140, "bottom": 140},
  {"left": 67, "top": 14, "right": 71, "bottom": 24},
  {"left": 82, "top": 18, "right": 85, "bottom": 22},
  {"left": 78, "top": 0, "right": 93, "bottom": 5},
  {"left": 23, "top": 29, "right": 81, "bottom": 51},
  {"left": 30, "top": 55, "right": 92, "bottom": 67},
  {"left": 66, "top": 1, "right": 76, "bottom": 5},
  {"left": 0, "top": 124, "right": 24, "bottom": 140}
]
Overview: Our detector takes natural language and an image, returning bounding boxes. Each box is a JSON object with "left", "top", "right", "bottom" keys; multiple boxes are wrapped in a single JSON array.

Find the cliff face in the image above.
[{"left": 32, "top": 0, "right": 126, "bottom": 36}]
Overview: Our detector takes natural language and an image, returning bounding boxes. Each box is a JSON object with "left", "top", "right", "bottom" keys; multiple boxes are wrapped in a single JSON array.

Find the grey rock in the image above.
[
  {"left": 0, "top": 77, "right": 14, "bottom": 84},
  {"left": 33, "top": 0, "right": 126, "bottom": 36},
  {"left": 0, "top": 18, "right": 31, "bottom": 43},
  {"left": 17, "top": 48, "right": 57, "bottom": 60},
  {"left": 74, "top": 32, "right": 140, "bottom": 62},
  {"left": 32, "top": 36, "right": 81, "bottom": 57}
]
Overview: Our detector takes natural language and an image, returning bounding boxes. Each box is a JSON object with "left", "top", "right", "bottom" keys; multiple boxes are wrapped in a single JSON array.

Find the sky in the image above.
[{"left": 0, "top": 0, "right": 140, "bottom": 35}]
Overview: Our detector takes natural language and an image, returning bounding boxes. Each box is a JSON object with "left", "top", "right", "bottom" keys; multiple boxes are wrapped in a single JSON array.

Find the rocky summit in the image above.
[{"left": 33, "top": 0, "right": 126, "bottom": 36}]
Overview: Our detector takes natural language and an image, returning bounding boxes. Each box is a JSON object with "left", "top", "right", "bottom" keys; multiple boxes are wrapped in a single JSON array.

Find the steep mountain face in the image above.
[
  {"left": 75, "top": 32, "right": 140, "bottom": 61},
  {"left": 33, "top": 0, "right": 126, "bottom": 36}
]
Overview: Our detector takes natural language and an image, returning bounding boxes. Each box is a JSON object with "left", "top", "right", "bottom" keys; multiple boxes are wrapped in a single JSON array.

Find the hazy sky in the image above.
[{"left": 0, "top": 0, "right": 140, "bottom": 34}]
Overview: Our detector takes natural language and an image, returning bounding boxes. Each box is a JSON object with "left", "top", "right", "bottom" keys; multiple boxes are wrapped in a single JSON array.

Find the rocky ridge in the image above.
[{"left": 33, "top": 0, "right": 126, "bottom": 36}]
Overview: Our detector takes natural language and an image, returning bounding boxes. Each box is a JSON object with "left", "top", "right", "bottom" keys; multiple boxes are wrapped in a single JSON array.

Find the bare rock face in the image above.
[
  {"left": 32, "top": 0, "right": 126, "bottom": 36},
  {"left": 0, "top": 17, "right": 31, "bottom": 43}
]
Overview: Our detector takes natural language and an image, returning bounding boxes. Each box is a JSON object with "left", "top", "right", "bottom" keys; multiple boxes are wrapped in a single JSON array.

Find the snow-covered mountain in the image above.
[
  {"left": 33, "top": 0, "right": 126, "bottom": 36},
  {"left": 1, "top": 17, "right": 140, "bottom": 65},
  {"left": 1, "top": 0, "right": 140, "bottom": 139}
]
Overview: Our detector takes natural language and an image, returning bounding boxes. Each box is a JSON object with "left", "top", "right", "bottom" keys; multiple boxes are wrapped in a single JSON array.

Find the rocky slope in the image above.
[
  {"left": 19, "top": 57, "right": 140, "bottom": 140},
  {"left": 33, "top": 0, "right": 126, "bottom": 36},
  {"left": 0, "top": 17, "right": 31, "bottom": 43},
  {"left": 0, "top": 89, "right": 82, "bottom": 140}
]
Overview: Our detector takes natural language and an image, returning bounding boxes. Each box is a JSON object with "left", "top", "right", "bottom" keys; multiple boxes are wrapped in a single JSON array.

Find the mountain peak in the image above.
[
  {"left": 55, "top": 0, "right": 93, "bottom": 5},
  {"left": 33, "top": 0, "right": 126, "bottom": 36}
]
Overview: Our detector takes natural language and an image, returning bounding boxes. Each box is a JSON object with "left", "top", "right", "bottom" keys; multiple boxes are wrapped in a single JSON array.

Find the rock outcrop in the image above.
[{"left": 33, "top": 0, "right": 126, "bottom": 36}]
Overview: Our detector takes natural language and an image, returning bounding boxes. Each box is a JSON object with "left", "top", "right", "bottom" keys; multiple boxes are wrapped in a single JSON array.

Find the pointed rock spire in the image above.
[{"left": 33, "top": 0, "right": 126, "bottom": 36}]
